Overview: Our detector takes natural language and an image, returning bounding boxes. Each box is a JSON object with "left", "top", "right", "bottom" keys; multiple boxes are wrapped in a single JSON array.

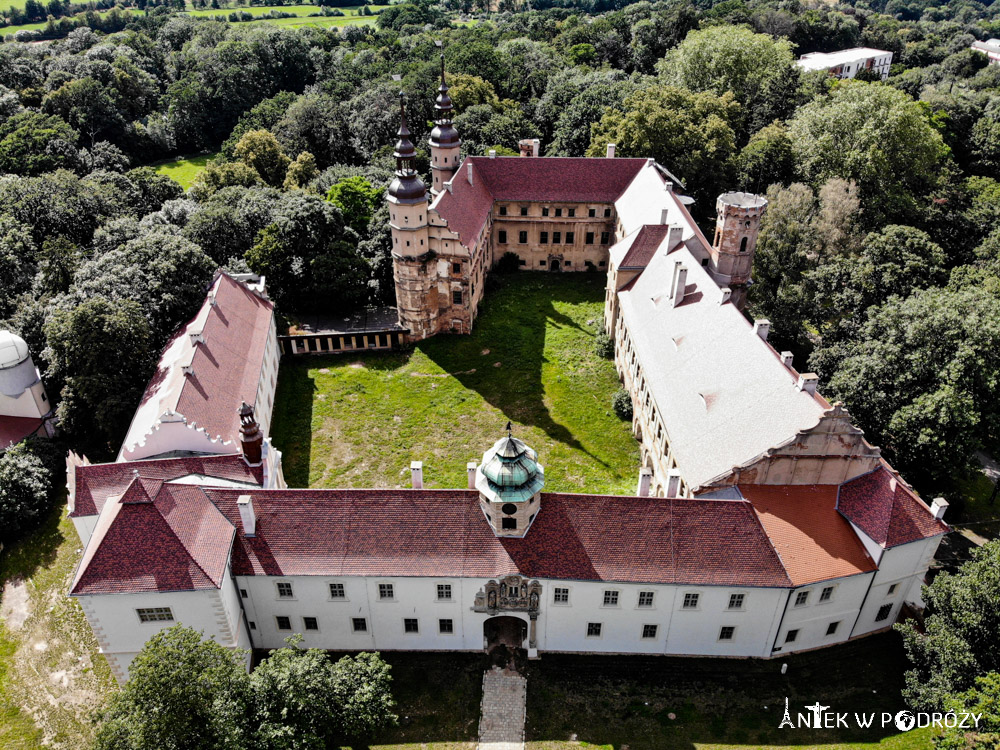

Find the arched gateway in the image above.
[{"left": 483, "top": 615, "right": 527, "bottom": 651}]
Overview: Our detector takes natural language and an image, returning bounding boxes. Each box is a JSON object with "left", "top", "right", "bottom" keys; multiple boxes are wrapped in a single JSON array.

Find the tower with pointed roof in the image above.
[
  {"left": 429, "top": 55, "right": 461, "bottom": 197},
  {"left": 388, "top": 93, "right": 436, "bottom": 340},
  {"left": 475, "top": 429, "right": 545, "bottom": 538}
]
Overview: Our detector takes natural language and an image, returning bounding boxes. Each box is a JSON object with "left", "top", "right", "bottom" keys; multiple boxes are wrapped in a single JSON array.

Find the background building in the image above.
[
  {"left": 797, "top": 48, "right": 893, "bottom": 80},
  {"left": 0, "top": 330, "right": 54, "bottom": 452}
]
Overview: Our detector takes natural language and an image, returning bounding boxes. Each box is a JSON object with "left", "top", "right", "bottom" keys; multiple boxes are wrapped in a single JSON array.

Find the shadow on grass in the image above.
[
  {"left": 270, "top": 362, "right": 319, "bottom": 489},
  {"left": 0, "top": 501, "right": 65, "bottom": 584},
  {"left": 419, "top": 272, "right": 604, "bottom": 464}
]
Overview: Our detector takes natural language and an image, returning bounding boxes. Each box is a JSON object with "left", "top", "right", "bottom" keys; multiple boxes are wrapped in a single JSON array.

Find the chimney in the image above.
[
  {"left": 720, "top": 288, "right": 732, "bottom": 304},
  {"left": 636, "top": 467, "right": 652, "bottom": 497},
  {"left": 930, "top": 497, "right": 949, "bottom": 520},
  {"left": 467, "top": 162, "right": 473, "bottom": 186},
  {"left": 780, "top": 351, "right": 794, "bottom": 367},
  {"left": 239, "top": 401, "right": 263, "bottom": 465},
  {"left": 189, "top": 331, "right": 205, "bottom": 345},
  {"left": 237, "top": 494, "right": 256, "bottom": 537},
  {"left": 667, "top": 225, "right": 683, "bottom": 251},
  {"left": 519, "top": 139, "right": 533, "bottom": 157},
  {"left": 488, "top": 149, "right": 496, "bottom": 159},
  {"left": 606, "top": 143, "right": 616, "bottom": 158},
  {"left": 207, "top": 290, "right": 217, "bottom": 306},
  {"left": 666, "top": 471, "right": 682, "bottom": 497},
  {"left": 467, "top": 461, "right": 477, "bottom": 489},
  {"left": 889, "top": 475, "right": 898, "bottom": 493},
  {"left": 532, "top": 138, "right": 540, "bottom": 157},
  {"left": 754, "top": 319, "right": 770, "bottom": 341},
  {"left": 410, "top": 461, "right": 424, "bottom": 489},
  {"left": 670, "top": 261, "right": 687, "bottom": 307},
  {"left": 660, "top": 209, "right": 669, "bottom": 225},
  {"left": 796, "top": 373, "right": 819, "bottom": 395}
]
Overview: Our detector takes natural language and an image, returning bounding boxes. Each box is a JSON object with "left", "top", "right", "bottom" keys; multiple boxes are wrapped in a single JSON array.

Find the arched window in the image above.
[{"left": 740, "top": 236, "right": 748, "bottom": 253}]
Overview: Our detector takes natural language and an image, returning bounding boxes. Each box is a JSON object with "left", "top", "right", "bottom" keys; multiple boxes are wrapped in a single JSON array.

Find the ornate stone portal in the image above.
[{"left": 474, "top": 576, "right": 542, "bottom": 650}]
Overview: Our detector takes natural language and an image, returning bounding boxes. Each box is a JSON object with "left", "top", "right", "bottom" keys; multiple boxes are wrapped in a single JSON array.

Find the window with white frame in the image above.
[
  {"left": 379, "top": 583, "right": 394, "bottom": 600},
  {"left": 276, "top": 581, "right": 294, "bottom": 598},
  {"left": 785, "top": 629, "right": 798, "bottom": 643},
  {"left": 587, "top": 622, "right": 602, "bottom": 637},
  {"left": 404, "top": 618, "right": 419, "bottom": 633},
  {"left": 887, "top": 583, "right": 898, "bottom": 596},
  {"left": 819, "top": 586, "right": 834, "bottom": 602},
  {"left": 136, "top": 607, "right": 173, "bottom": 623},
  {"left": 439, "top": 618, "right": 453, "bottom": 634},
  {"left": 352, "top": 617, "right": 367, "bottom": 632},
  {"left": 329, "top": 582, "right": 345, "bottom": 599},
  {"left": 641, "top": 624, "right": 658, "bottom": 639},
  {"left": 436, "top": 584, "right": 452, "bottom": 601},
  {"left": 719, "top": 626, "right": 735, "bottom": 640},
  {"left": 276, "top": 616, "right": 291, "bottom": 631},
  {"left": 728, "top": 593, "right": 745, "bottom": 610},
  {"left": 875, "top": 603, "right": 893, "bottom": 622},
  {"left": 682, "top": 592, "right": 699, "bottom": 609},
  {"left": 303, "top": 617, "right": 318, "bottom": 631},
  {"left": 826, "top": 621, "right": 840, "bottom": 636},
  {"left": 553, "top": 587, "right": 569, "bottom": 604},
  {"left": 794, "top": 591, "right": 809, "bottom": 607},
  {"left": 602, "top": 590, "right": 619, "bottom": 606},
  {"left": 638, "top": 591, "right": 654, "bottom": 608}
]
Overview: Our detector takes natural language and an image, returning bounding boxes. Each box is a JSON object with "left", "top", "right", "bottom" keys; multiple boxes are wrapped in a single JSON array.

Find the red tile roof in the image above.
[
  {"left": 0, "top": 416, "right": 44, "bottom": 452},
  {"left": 620, "top": 225, "right": 672, "bottom": 269},
  {"left": 71, "top": 484, "right": 235, "bottom": 595},
  {"left": 837, "top": 466, "right": 948, "bottom": 548},
  {"left": 120, "top": 273, "right": 273, "bottom": 457},
  {"left": 205, "top": 489, "right": 791, "bottom": 587},
  {"left": 741, "top": 484, "right": 876, "bottom": 586},
  {"left": 70, "top": 454, "right": 263, "bottom": 518},
  {"left": 431, "top": 157, "right": 648, "bottom": 248}
]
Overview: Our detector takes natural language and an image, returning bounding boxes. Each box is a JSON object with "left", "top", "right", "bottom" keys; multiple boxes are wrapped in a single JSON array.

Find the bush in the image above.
[
  {"left": 594, "top": 330, "right": 614, "bottom": 359},
  {"left": 495, "top": 251, "right": 521, "bottom": 274},
  {"left": 612, "top": 388, "right": 633, "bottom": 421}
]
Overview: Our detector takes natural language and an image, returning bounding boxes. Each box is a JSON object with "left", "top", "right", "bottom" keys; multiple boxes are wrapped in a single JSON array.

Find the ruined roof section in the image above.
[
  {"left": 207, "top": 489, "right": 790, "bottom": 587},
  {"left": 742, "top": 483, "right": 876, "bottom": 585},
  {"left": 837, "top": 466, "right": 948, "bottom": 548},
  {"left": 119, "top": 273, "right": 273, "bottom": 459},
  {"left": 70, "top": 453, "right": 263, "bottom": 518}
]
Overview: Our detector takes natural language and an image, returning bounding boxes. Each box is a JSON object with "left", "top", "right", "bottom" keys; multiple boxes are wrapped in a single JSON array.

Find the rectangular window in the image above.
[
  {"left": 542, "top": 207, "right": 550, "bottom": 217},
  {"left": 875, "top": 603, "right": 893, "bottom": 622},
  {"left": 518, "top": 259, "right": 526, "bottom": 266},
  {"left": 498, "top": 230, "right": 507, "bottom": 244},
  {"left": 249, "top": 621, "right": 256, "bottom": 630},
  {"left": 642, "top": 624, "right": 658, "bottom": 639},
  {"left": 136, "top": 607, "right": 173, "bottom": 623},
  {"left": 379, "top": 583, "right": 394, "bottom": 600},
  {"left": 604, "top": 208, "right": 612, "bottom": 217},
  {"left": 826, "top": 621, "right": 840, "bottom": 636},
  {"left": 728, "top": 594, "right": 745, "bottom": 610},
  {"left": 587, "top": 622, "right": 602, "bottom": 637},
  {"left": 887, "top": 583, "right": 898, "bottom": 595},
  {"left": 555, "top": 208, "right": 562, "bottom": 217},
  {"left": 603, "top": 590, "right": 619, "bottom": 606},
  {"left": 519, "top": 231, "right": 528, "bottom": 244},
  {"left": 437, "top": 584, "right": 452, "bottom": 600},
  {"left": 785, "top": 629, "right": 798, "bottom": 643},
  {"left": 586, "top": 232, "right": 595, "bottom": 245},
  {"left": 588, "top": 208, "right": 596, "bottom": 218},
  {"left": 820, "top": 586, "right": 834, "bottom": 602},
  {"left": 502, "top": 517, "right": 517, "bottom": 530},
  {"left": 719, "top": 626, "right": 735, "bottom": 641},
  {"left": 329, "top": 582, "right": 345, "bottom": 599},
  {"left": 565, "top": 232, "right": 574, "bottom": 244},
  {"left": 439, "top": 618, "right": 454, "bottom": 634},
  {"left": 404, "top": 618, "right": 419, "bottom": 633},
  {"left": 539, "top": 260, "right": 546, "bottom": 266},
  {"left": 452, "top": 262, "right": 461, "bottom": 274},
  {"left": 794, "top": 591, "right": 809, "bottom": 607},
  {"left": 568, "top": 208, "right": 576, "bottom": 217},
  {"left": 499, "top": 206, "right": 507, "bottom": 216},
  {"left": 303, "top": 617, "right": 318, "bottom": 631},
  {"left": 682, "top": 593, "right": 699, "bottom": 609},
  {"left": 520, "top": 206, "right": 528, "bottom": 216},
  {"left": 276, "top": 616, "right": 291, "bottom": 631},
  {"left": 600, "top": 231, "right": 610, "bottom": 245},
  {"left": 540, "top": 232, "right": 549, "bottom": 244},
  {"left": 553, "top": 587, "right": 569, "bottom": 604},
  {"left": 352, "top": 617, "right": 367, "bottom": 632},
  {"left": 239, "top": 589, "right": 248, "bottom": 598},
  {"left": 452, "top": 290, "right": 462, "bottom": 305},
  {"left": 552, "top": 231, "right": 561, "bottom": 244},
  {"left": 638, "top": 591, "right": 654, "bottom": 608},
  {"left": 277, "top": 582, "right": 293, "bottom": 598}
]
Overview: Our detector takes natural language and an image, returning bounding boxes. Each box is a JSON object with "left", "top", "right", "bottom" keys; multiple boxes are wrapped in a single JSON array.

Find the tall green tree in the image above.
[
  {"left": 0, "top": 442, "right": 53, "bottom": 543},
  {"left": 0, "top": 111, "right": 79, "bottom": 176},
  {"left": 234, "top": 129, "right": 291, "bottom": 188}
]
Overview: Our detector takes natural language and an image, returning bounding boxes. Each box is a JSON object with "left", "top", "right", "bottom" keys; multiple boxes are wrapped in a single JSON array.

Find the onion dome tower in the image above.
[
  {"left": 388, "top": 93, "right": 435, "bottom": 340},
  {"left": 428, "top": 54, "right": 461, "bottom": 197},
  {"left": 475, "top": 425, "right": 545, "bottom": 538}
]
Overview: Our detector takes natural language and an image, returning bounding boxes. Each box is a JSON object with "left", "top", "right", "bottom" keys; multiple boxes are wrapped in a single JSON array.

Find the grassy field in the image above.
[
  {"left": 183, "top": 3, "right": 387, "bottom": 17},
  {"left": 150, "top": 152, "right": 216, "bottom": 189},
  {"left": 271, "top": 273, "right": 641, "bottom": 493},
  {"left": 0, "top": 503, "right": 116, "bottom": 749}
]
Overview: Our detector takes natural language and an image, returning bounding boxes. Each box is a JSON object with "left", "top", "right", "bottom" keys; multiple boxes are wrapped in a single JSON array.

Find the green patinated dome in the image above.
[{"left": 476, "top": 436, "right": 545, "bottom": 503}]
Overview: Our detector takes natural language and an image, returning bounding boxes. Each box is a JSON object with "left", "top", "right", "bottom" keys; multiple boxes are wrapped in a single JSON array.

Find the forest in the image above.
[{"left": 0, "top": 0, "right": 998, "bottom": 530}]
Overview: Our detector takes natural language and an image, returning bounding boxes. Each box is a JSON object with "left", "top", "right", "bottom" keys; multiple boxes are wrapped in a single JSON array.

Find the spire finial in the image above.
[
  {"left": 505, "top": 421, "right": 512, "bottom": 438},
  {"left": 440, "top": 53, "right": 446, "bottom": 85}
]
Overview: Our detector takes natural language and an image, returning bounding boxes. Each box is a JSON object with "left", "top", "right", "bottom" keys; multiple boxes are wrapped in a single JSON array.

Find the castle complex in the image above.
[{"left": 65, "top": 64, "right": 949, "bottom": 683}]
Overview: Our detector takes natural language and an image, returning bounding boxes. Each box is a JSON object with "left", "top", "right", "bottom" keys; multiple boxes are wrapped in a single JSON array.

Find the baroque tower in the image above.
[
  {"left": 475, "top": 429, "right": 545, "bottom": 538},
  {"left": 708, "top": 192, "right": 768, "bottom": 311},
  {"left": 388, "top": 93, "right": 436, "bottom": 340},
  {"left": 428, "top": 55, "right": 461, "bottom": 196}
]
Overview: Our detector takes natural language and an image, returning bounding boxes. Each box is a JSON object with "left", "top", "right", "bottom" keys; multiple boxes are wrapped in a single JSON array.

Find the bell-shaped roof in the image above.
[
  {"left": 476, "top": 435, "right": 545, "bottom": 503},
  {"left": 388, "top": 92, "right": 427, "bottom": 205}
]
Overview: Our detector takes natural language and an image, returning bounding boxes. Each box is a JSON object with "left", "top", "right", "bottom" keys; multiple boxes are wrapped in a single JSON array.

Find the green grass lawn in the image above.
[
  {"left": 245, "top": 13, "right": 376, "bottom": 27},
  {"left": 149, "top": 152, "right": 216, "bottom": 189},
  {"left": 183, "top": 3, "right": 387, "bottom": 17},
  {"left": 271, "top": 273, "right": 641, "bottom": 493},
  {"left": 0, "top": 502, "right": 116, "bottom": 749}
]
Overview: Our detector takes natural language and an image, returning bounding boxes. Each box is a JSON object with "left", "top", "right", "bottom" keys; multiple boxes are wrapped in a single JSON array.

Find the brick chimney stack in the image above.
[{"left": 239, "top": 401, "right": 263, "bottom": 466}]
